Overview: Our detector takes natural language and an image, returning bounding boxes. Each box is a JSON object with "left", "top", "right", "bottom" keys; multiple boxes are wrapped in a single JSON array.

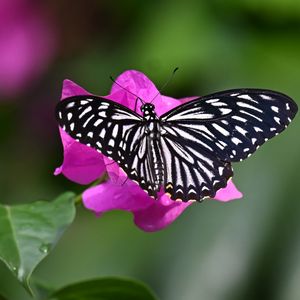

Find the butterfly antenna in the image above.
[
  {"left": 109, "top": 76, "right": 145, "bottom": 105},
  {"left": 150, "top": 67, "right": 179, "bottom": 103}
]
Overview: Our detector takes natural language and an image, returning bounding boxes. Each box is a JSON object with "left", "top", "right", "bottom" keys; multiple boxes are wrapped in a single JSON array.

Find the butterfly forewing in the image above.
[
  {"left": 56, "top": 95, "right": 143, "bottom": 172},
  {"left": 161, "top": 89, "right": 298, "bottom": 162},
  {"left": 56, "top": 95, "right": 160, "bottom": 197}
]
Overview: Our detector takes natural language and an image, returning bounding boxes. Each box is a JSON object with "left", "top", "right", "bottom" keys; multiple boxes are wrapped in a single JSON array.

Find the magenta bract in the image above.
[{"left": 0, "top": 0, "right": 57, "bottom": 97}]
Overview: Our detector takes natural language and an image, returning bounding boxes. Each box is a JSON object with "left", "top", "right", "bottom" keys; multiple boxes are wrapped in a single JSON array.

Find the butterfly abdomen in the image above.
[
  {"left": 144, "top": 121, "right": 164, "bottom": 196},
  {"left": 141, "top": 104, "right": 165, "bottom": 197}
]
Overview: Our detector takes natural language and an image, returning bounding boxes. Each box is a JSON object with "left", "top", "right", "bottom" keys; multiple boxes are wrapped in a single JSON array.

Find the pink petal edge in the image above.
[
  {"left": 54, "top": 79, "right": 107, "bottom": 184},
  {"left": 213, "top": 180, "right": 243, "bottom": 202},
  {"left": 82, "top": 181, "right": 192, "bottom": 232}
]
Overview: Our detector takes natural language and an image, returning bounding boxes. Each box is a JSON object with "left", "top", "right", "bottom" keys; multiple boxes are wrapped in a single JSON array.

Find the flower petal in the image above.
[
  {"left": 55, "top": 80, "right": 107, "bottom": 184},
  {"left": 60, "top": 79, "right": 91, "bottom": 99},
  {"left": 82, "top": 181, "right": 192, "bottom": 232},
  {"left": 156, "top": 95, "right": 199, "bottom": 115},
  {"left": 107, "top": 70, "right": 162, "bottom": 112},
  {"left": 133, "top": 195, "right": 191, "bottom": 232},
  {"left": 82, "top": 181, "right": 153, "bottom": 214},
  {"left": 54, "top": 128, "right": 106, "bottom": 184},
  {"left": 213, "top": 179, "right": 243, "bottom": 202},
  {"left": 0, "top": 0, "right": 57, "bottom": 97}
]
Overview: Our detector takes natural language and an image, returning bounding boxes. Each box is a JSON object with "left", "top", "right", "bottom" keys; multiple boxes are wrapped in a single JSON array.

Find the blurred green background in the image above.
[{"left": 0, "top": 0, "right": 300, "bottom": 299}]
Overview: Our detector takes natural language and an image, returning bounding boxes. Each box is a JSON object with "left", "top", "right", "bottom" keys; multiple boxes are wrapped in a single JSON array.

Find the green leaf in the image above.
[
  {"left": 0, "top": 192, "right": 76, "bottom": 294},
  {"left": 49, "top": 277, "right": 158, "bottom": 300}
]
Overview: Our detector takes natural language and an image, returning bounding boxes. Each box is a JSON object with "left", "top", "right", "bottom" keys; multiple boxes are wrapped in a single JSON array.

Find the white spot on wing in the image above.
[
  {"left": 79, "top": 106, "right": 92, "bottom": 119},
  {"left": 218, "top": 167, "right": 224, "bottom": 175},
  {"left": 66, "top": 102, "right": 75, "bottom": 108},
  {"left": 254, "top": 126, "right": 263, "bottom": 132},
  {"left": 237, "top": 102, "right": 263, "bottom": 113},
  {"left": 206, "top": 98, "right": 219, "bottom": 103},
  {"left": 235, "top": 125, "right": 247, "bottom": 136},
  {"left": 220, "top": 108, "right": 232, "bottom": 115},
  {"left": 94, "top": 119, "right": 103, "bottom": 126},
  {"left": 80, "top": 100, "right": 89, "bottom": 105},
  {"left": 83, "top": 115, "right": 94, "bottom": 128},
  {"left": 260, "top": 94, "right": 272, "bottom": 100},
  {"left": 274, "top": 116, "right": 281, "bottom": 124},
  {"left": 232, "top": 137, "right": 242, "bottom": 145},
  {"left": 108, "top": 139, "right": 115, "bottom": 147},
  {"left": 241, "top": 110, "right": 263, "bottom": 122},
  {"left": 112, "top": 125, "right": 119, "bottom": 138},
  {"left": 232, "top": 115, "right": 247, "bottom": 123},
  {"left": 271, "top": 106, "right": 279, "bottom": 113},
  {"left": 212, "top": 123, "right": 229, "bottom": 136},
  {"left": 99, "top": 128, "right": 106, "bottom": 139},
  {"left": 211, "top": 102, "right": 227, "bottom": 107},
  {"left": 238, "top": 94, "right": 253, "bottom": 101}
]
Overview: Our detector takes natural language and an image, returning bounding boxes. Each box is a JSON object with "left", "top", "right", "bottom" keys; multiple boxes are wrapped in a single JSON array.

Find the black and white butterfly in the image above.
[{"left": 56, "top": 88, "right": 297, "bottom": 202}]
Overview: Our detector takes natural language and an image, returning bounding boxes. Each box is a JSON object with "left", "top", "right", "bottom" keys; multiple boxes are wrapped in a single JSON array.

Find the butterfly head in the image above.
[{"left": 141, "top": 103, "right": 157, "bottom": 119}]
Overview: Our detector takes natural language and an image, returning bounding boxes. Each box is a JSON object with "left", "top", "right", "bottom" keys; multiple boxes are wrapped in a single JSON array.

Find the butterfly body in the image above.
[
  {"left": 56, "top": 88, "right": 297, "bottom": 202},
  {"left": 139, "top": 103, "right": 164, "bottom": 194}
]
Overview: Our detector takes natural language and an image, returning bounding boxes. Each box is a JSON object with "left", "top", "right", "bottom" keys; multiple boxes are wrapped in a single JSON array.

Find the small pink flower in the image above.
[
  {"left": 0, "top": 0, "right": 57, "bottom": 97},
  {"left": 55, "top": 70, "right": 243, "bottom": 232}
]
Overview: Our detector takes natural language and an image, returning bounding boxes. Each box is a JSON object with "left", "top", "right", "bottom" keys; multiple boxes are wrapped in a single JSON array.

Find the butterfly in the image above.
[{"left": 56, "top": 88, "right": 298, "bottom": 202}]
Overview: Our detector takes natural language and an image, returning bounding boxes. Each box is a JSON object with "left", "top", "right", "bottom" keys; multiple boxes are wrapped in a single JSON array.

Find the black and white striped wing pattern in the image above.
[
  {"left": 56, "top": 96, "right": 162, "bottom": 197},
  {"left": 161, "top": 89, "right": 298, "bottom": 162},
  {"left": 56, "top": 96, "right": 142, "bottom": 173},
  {"left": 160, "top": 89, "right": 297, "bottom": 201},
  {"left": 160, "top": 130, "right": 233, "bottom": 201},
  {"left": 129, "top": 134, "right": 162, "bottom": 198}
]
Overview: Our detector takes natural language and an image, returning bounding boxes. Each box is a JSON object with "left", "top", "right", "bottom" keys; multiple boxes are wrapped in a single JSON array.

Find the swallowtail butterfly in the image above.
[{"left": 56, "top": 88, "right": 297, "bottom": 202}]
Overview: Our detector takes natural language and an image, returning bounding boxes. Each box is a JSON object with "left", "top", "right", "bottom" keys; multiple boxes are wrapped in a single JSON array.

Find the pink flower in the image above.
[
  {"left": 0, "top": 0, "right": 57, "bottom": 97},
  {"left": 55, "top": 70, "right": 243, "bottom": 232}
]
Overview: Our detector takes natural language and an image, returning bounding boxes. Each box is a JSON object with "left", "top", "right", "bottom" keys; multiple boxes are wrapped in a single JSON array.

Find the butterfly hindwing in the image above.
[
  {"left": 160, "top": 128, "right": 233, "bottom": 201},
  {"left": 161, "top": 89, "right": 297, "bottom": 162}
]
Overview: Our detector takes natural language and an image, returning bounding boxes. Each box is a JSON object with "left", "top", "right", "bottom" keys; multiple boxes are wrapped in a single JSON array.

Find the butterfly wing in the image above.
[
  {"left": 159, "top": 89, "right": 297, "bottom": 201},
  {"left": 160, "top": 130, "right": 233, "bottom": 201},
  {"left": 56, "top": 95, "right": 161, "bottom": 198},
  {"left": 161, "top": 89, "right": 297, "bottom": 162},
  {"left": 56, "top": 95, "right": 140, "bottom": 172}
]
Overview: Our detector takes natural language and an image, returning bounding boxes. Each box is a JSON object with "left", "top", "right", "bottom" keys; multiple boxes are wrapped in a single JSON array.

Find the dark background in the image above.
[{"left": 0, "top": 0, "right": 300, "bottom": 299}]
